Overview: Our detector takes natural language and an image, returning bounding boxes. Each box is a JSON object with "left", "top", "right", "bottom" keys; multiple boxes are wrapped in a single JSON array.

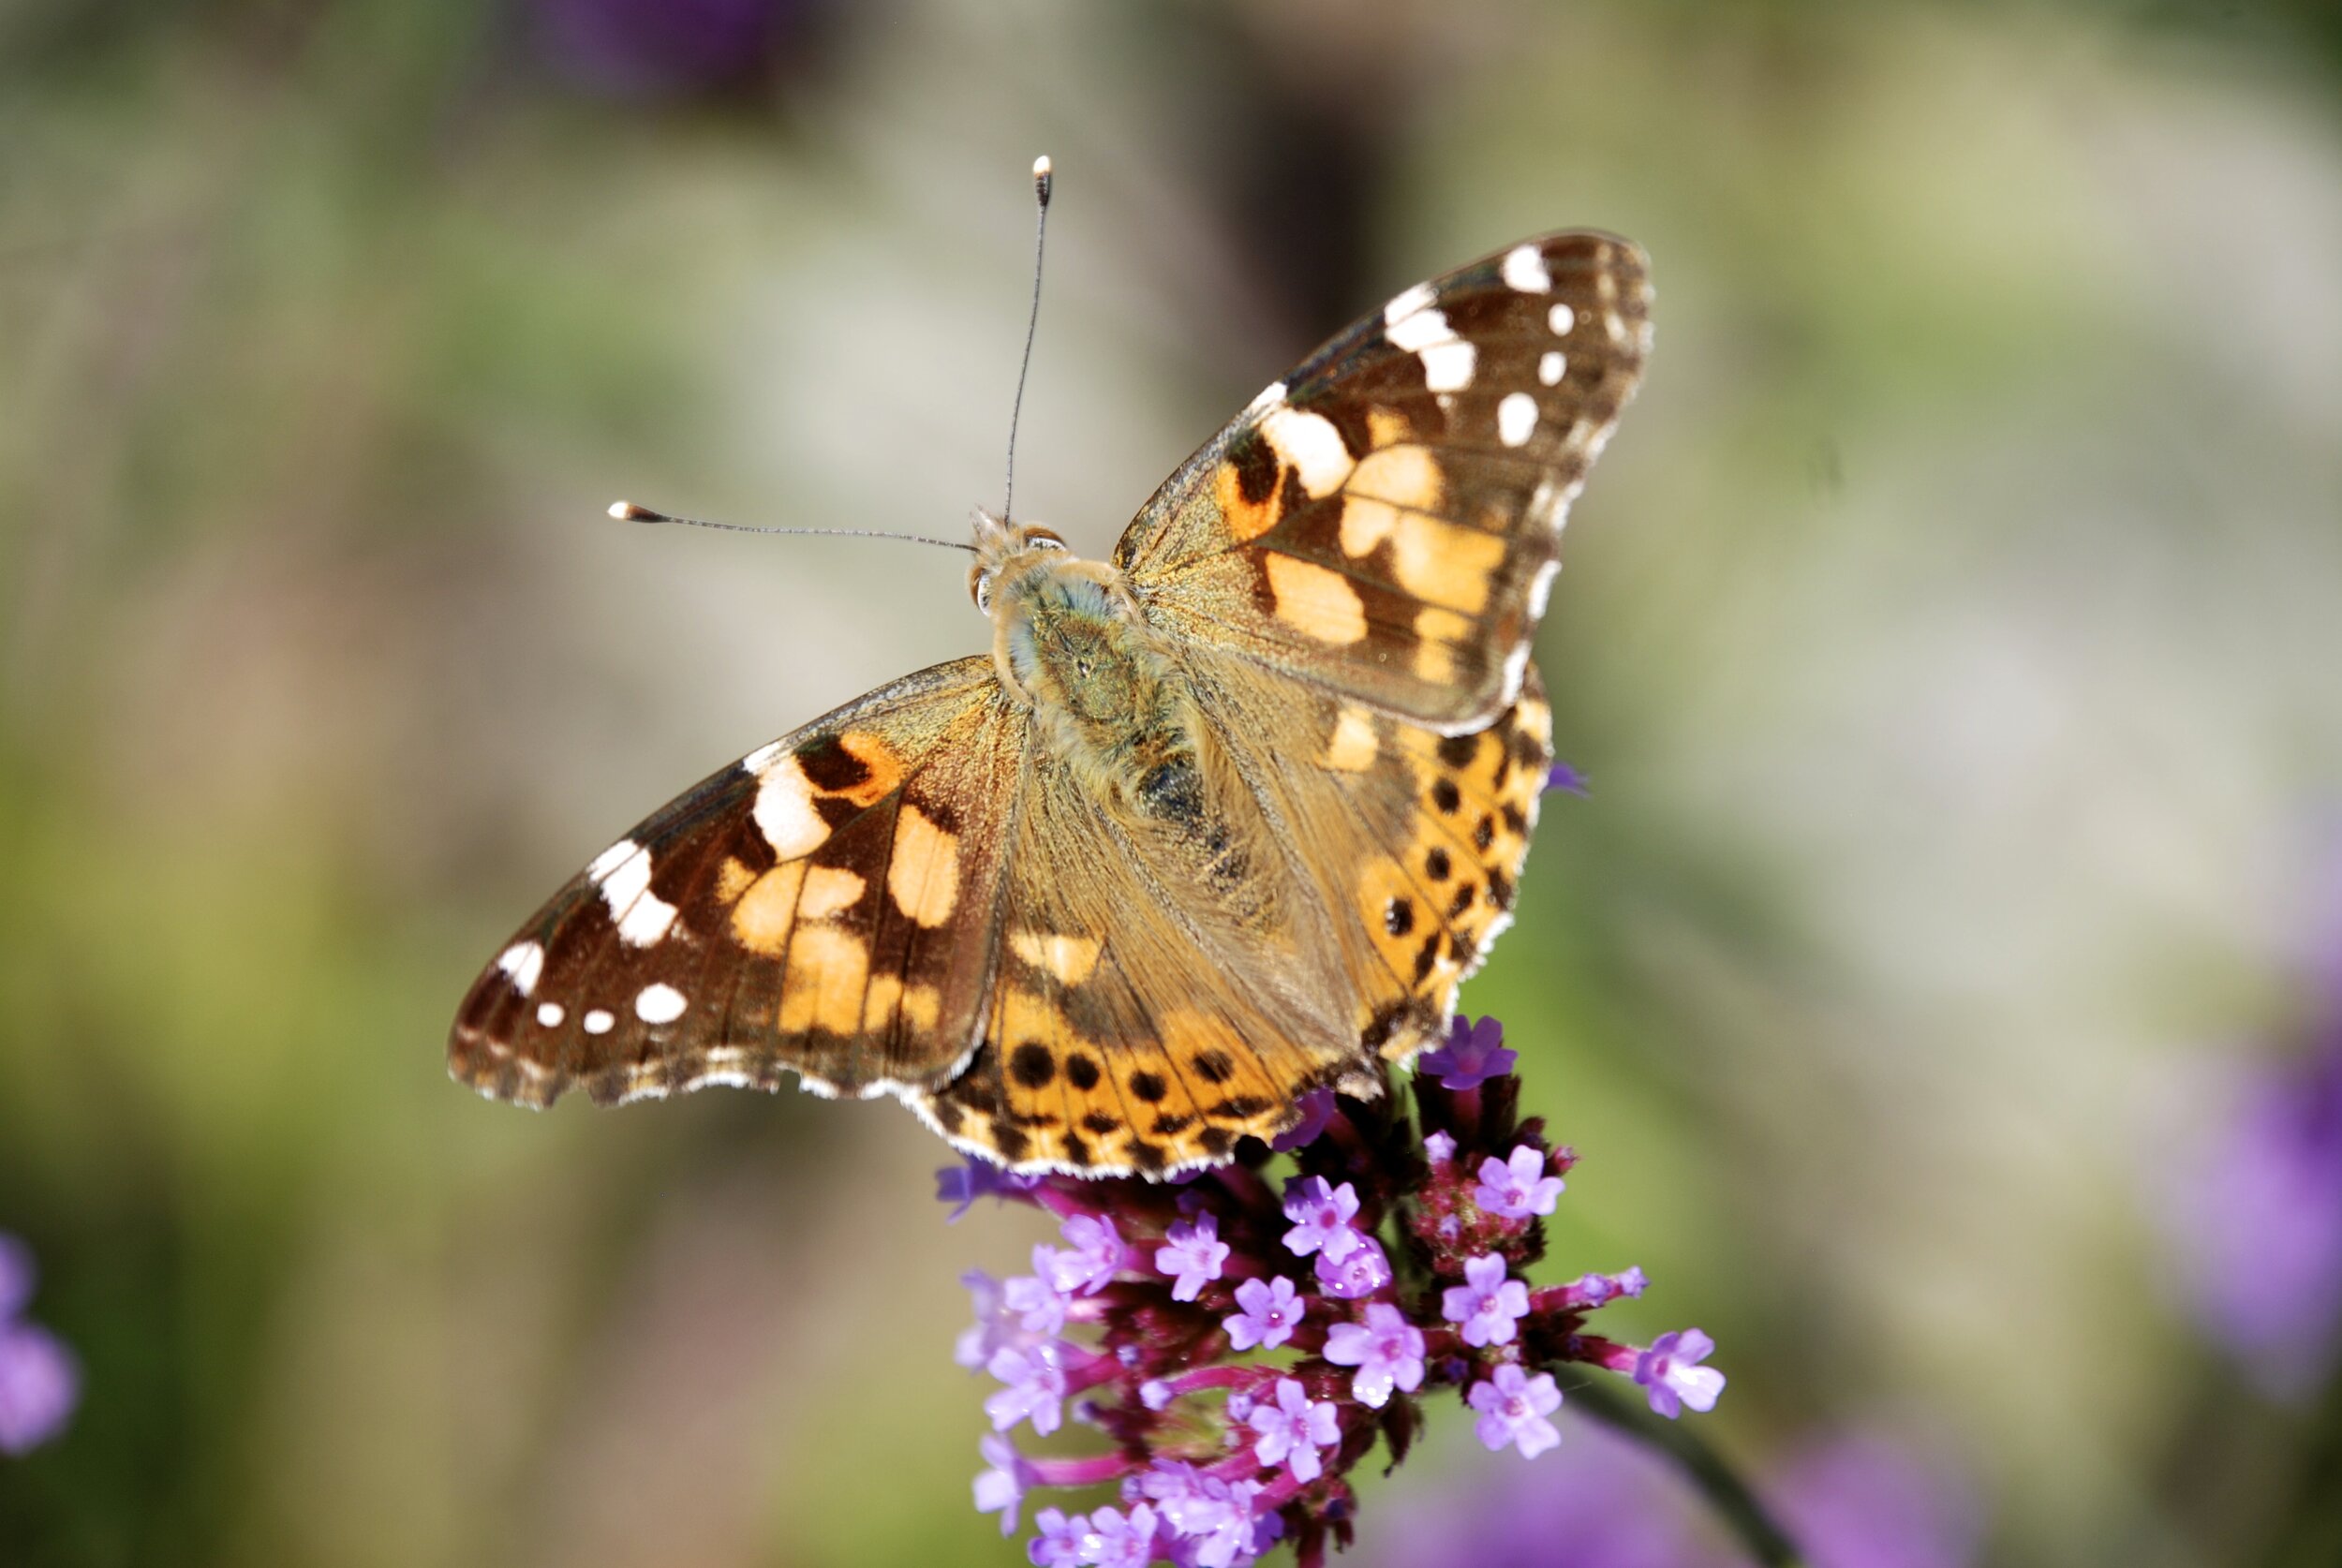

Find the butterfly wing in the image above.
[
  {"left": 1115, "top": 230, "right": 1649, "bottom": 733},
  {"left": 449, "top": 657, "right": 1028, "bottom": 1108},
  {"left": 1210, "top": 651, "right": 1555, "bottom": 1064},
  {"left": 909, "top": 716, "right": 1368, "bottom": 1176},
  {"left": 906, "top": 658, "right": 1557, "bottom": 1179}
]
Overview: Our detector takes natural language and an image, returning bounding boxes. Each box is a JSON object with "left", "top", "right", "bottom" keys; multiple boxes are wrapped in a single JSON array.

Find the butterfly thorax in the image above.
[{"left": 988, "top": 549, "right": 1195, "bottom": 814}]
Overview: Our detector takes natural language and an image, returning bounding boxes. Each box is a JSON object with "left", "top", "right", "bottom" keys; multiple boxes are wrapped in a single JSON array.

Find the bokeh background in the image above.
[{"left": 4, "top": 0, "right": 2340, "bottom": 1563}]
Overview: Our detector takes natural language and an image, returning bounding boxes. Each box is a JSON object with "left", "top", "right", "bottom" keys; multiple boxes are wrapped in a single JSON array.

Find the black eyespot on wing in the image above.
[{"left": 1231, "top": 427, "right": 1278, "bottom": 507}]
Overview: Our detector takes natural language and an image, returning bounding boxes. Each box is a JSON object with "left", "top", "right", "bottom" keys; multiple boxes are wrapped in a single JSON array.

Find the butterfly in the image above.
[{"left": 450, "top": 230, "right": 1651, "bottom": 1176}]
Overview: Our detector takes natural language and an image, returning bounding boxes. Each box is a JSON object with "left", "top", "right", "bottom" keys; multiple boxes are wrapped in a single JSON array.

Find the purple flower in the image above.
[
  {"left": 1132, "top": 1463, "right": 1267, "bottom": 1567},
  {"left": 1442, "top": 1252, "right": 1530, "bottom": 1347},
  {"left": 1423, "top": 1130, "right": 1458, "bottom": 1165},
  {"left": 1315, "top": 1232, "right": 1393, "bottom": 1299},
  {"left": 1546, "top": 761, "right": 1591, "bottom": 796},
  {"left": 1635, "top": 1328, "right": 1725, "bottom": 1418},
  {"left": 1281, "top": 1176, "right": 1362, "bottom": 1259},
  {"left": 1272, "top": 1087, "right": 1338, "bottom": 1151},
  {"left": 1079, "top": 1503, "right": 1159, "bottom": 1568},
  {"left": 1155, "top": 1213, "right": 1230, "bottom": 1302},
  {"left": 1570, "top": 1265, "right": 1649, "bottom": 1306},
  {"left": 0, "top": 1236, "right": 77, "bottom": 1457},
  {"left": 1248, "top": 1377, "right": 1341, "bottom": 1484},
  {"left": 936, "top": 1158, "right": 1038, "bottom": 1221},
  {"left": 533, "top": 0, "right": 794, "bottom": 96},
  {"left": 973, "top": 1434, "right": 1028, "bottom": 1534},
  {"left": 2165, "top": 1042, "right": 2342, "bottom": 1398},
  {"left": 1323, "top": 1302, "right": 1427, "bottom": 1408},
  {"left": 1350, "top": 1410, "right": 1708, "bottom": 1568},
  {"left": 1773, "top": 1430, "right": 1981, "bottom": 1568},
  {"left": 1044, "top": 1214, "right": 1125, "bottom": 1296},
  {"left": 0, "top": 1322, "right": 76, "bottom": 1457},
  {"left": 1224, "top": 1276, "right": 1304, "bottom": 1352},
  {"left": 1028, "top": 1506, "right": 1086, "bottom": 1567},
  {"left": 1475, "top": 1146, "right": 1565, "bottom": 1220},
  {"left": 985, "top": 1341, "right": 1068, "bottom": 1436},
  {"left": 1469, "top": 1364, "right": 1564, "bottom": 1458},
  {"left": 1419, "top": 1015, "right": 1517, "bottom": 1090},
  {"left": 1005, "top": 1266, "right": 1071, "bottom": 1338}
]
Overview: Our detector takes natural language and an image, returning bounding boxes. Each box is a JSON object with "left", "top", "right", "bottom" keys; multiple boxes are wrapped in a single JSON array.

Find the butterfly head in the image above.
[{"left": 967, "top": 506, "right": 1072, "bottom": 616}]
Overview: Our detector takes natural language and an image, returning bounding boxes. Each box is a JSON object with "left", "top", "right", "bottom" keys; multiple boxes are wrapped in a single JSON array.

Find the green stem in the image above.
[{"left": 1557, "top": 1372, "right": 1809, "bottom": 1567}]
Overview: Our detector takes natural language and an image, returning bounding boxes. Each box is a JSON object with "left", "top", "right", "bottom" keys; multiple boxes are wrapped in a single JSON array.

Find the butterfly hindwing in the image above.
[
  {"left": 1115, "top": 231, "right": 1649, "bottom": 733},
  {"left": 1181, "top": 646, "right": 1556, "bottom": 1069},
  {"left": 449, "top": 657, "right": 1027, "bottom": 1108}
]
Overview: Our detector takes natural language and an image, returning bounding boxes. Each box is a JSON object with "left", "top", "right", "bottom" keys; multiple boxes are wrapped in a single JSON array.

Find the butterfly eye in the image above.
[
  {"left": 1023, "top": 527, "right": 1068, "bottom": 553},
  {"left": 969, "top": 564, "right": 994, "bottom": 614}
]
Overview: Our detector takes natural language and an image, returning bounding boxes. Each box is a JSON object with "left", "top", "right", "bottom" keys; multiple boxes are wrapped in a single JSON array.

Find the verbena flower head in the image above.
[
  {"left": 0, "top": 1233, "right": 79, "bottom": 1457},
  {"left": 940, "top": 1023, "right": 1725, "bottom": 1566}
]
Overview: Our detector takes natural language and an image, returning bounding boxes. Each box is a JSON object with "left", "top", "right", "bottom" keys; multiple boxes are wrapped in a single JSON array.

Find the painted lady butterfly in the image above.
[{"left": 451, "top": 229, "right": 1651, "bottom": 1176}]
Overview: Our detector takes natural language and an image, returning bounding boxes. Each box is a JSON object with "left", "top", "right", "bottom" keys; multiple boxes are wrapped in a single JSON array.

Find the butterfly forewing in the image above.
[
  {"left": 449, "top": 657, "right": 1026, "bottom": 1108},
  {"left": 1116, "top": 231, "right": 1649, "bottom": 733}
]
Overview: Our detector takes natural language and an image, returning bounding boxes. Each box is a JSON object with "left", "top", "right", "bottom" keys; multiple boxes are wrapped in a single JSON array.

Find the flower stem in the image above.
[{"left": 1556, "top": 1373, "right": 1808, "bottom": 1567}]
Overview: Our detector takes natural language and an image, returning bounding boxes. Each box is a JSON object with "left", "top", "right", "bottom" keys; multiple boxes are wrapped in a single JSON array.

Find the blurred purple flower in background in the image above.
[
  {"left": 2161, "top": 853, "right": 2342, "bottom": 1400},
  {"left": 2165, "top": 1031, "right": 2342, "bottom": 1398},
  {"left": 1771, "top": 1429, "right": 1982, "bottom": 1568},
  {"left": 1353, "top": 1413, "right": 1714, "bottom": 1568},
  {"left": 532, "top": 0, "right": 814, "bottom": 96},
  {"left": 0, "top": 1234, "right": 78, "bottom": 1456},
  {"left": 1351, "top": 1417, "right": 1980, "bottom": 1568}
]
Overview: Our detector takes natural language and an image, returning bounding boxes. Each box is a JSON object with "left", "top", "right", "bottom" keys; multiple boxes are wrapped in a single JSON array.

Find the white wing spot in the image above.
[
  {"left": 742, "top": 739, "right": 787, "bottom": 775},
  {"left": 1502, "top": 244, "right": 1552, "bottom": 293},
  {"left": 635, "top": 983, "right": 688, "bottom": 1025},
  {"left": 1260, "top": 405, "right": 1355, "bottom": 498},
  {"left": 617, "top": 895, "right": 678, "bottom": 946},
  {"left": 1528, "top": 558, "right": 1562, "bottom": 618},
  {"left": 1383, "top": 281, "right": 1436, "bottom": 325},
  {"left": 1497, "top": 392, "right": 1539, "bottom": 448},
  {"left": 497, "top": 941, "right": 545, "bottom": 997},
  {"left": 587, "top": 840, "right": 639, "bottom": 883},
  {"left": 536, "top": 1001, "right": 565, "bottom": 1028},
  {"left": 583, "top": 1009, "right": 615, "bottom": 1035},
  {"left": 1247, "top": 379, "right": 1287, "bottom": 414},
  {"left": 1418, "top": 339, "right": 1475, "bottom": 392},
  {"left": 753, "top": 755, "right": 830, "bottom": 859},
  {"left": 1549, "top": 302, "right": 1576, "bottom": 335},
  {"left": 1538, "top": 350, "right": 1566, "bottom": 386},
  {"left": 1385, "top": 305, "right": 1451, "bottom": 353},
  {"left": 591, "top": 842, "right": 677, "bottom": 947}
]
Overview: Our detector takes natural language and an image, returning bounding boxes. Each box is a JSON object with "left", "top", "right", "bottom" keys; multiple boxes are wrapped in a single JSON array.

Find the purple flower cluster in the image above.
[
  {"left": 2159, "top": 856, "right": 2342, "bottom": 1401},
  {"left": 0, "top": 1234, "right": 78, "bottom": 1457},
  {"left": 945, "top": 1017, "right": 1725, "bottom": 1566}
]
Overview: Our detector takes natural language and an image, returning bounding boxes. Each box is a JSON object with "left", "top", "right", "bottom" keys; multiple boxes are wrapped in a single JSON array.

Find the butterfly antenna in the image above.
[
  {"left": 609, "top": 501, "right": 974, "bottom": 554},
  {"left": 1001, "top": 155, "right": 1053, "bottom": 525}
]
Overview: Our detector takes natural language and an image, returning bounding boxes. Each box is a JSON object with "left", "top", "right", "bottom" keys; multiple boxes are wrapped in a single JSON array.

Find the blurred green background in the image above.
[{"left": 3, "top": 0, "right": 2339, "bottom": 1562}]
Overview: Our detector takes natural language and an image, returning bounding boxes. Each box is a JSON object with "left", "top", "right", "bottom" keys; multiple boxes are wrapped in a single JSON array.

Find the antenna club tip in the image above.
[
  {"left": 1031, "top": 155, "right": 1053, "bottom": 201},
  {"left": 611, "top": 501, "right": 663, "bottom": 522}
]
